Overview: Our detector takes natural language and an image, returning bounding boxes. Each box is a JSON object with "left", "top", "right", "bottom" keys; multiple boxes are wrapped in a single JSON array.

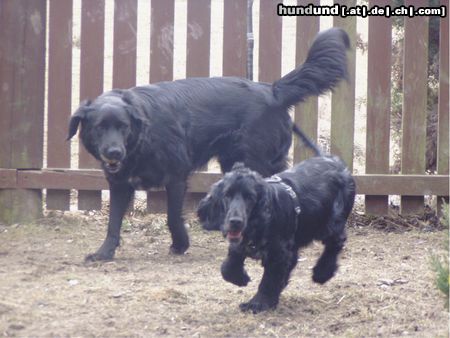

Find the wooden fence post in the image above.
[
  {"left": 147, "top": 0, "right": 175, "bottom": 213},
  {"left": 401, "top": 3, "right": 428, "bottom": 215},
  {"left": 78, "top": 0, "right": 105, "bottom": 211},
  {"left": 150, "top": 0, "right": 174, "bottom": 83},
  {"left": 293, "top": 0, "right": 320, "bottom": 163},
  {"left": 185, "top": 0, "right": 212, "bottom": 207},
  {"left": 187, "top": 0, "right": 211, "bottom": 78},
  {"left": 113, "top": 0, "right": 137, "bottom": 89},
  {"left": 223, "top": 0, "right": 247, "bottom": 77},
  {"left": 46, "top": 0, "right": 73, "bottom": 211},
  {"left": 437, "top": 3, "right": 449, "bottom": 213},
  {"left": 365, "top": 0, "right": 392, "bottom": 215},
  {"left": 258, "top": 0, "right": 281, "bottom": 83},
  {"left": 0, "top": 0, "right": 46, "bottom": 223},
  {"left": 331, "top": 0, "right": 357, "bottom": 171}
]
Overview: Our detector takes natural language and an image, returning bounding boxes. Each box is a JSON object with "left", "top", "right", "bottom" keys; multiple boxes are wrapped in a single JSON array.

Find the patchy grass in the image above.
[{"left": 0, "top": 211, "right": 447, "bottom": 337}]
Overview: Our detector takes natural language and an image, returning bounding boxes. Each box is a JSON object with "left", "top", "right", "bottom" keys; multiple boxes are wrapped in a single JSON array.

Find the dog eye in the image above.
[
  {"left": 222, "top": 194, "right": 232, "bottom": 203},
  {"left": 242, "top": 192, "right": 255, "bottom": 201},
  {"left": 116, "top": 122, "right": 130, "bottom": 131},
  {"left": 121, "top": 124, "right": 130, "bottom": 132},
  {"left": 95, "top": 124, "right": 105, "bottom": 133},
  {"left": 95, "top": 121, "right": 108, "bottom": 131}
]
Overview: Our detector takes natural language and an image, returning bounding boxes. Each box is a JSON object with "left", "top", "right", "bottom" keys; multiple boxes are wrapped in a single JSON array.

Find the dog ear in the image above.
[
  {"left": 254, "top": 186, "right": 271, "bottom": 224},
  {"left": 122, "top": 90, "right": 145, "bottom": 128},
  {"left": 197, "top": 180, "right": 226, "bottom": 231},
  {"left": 67, "top": 100, "right": 91, "bottom": 140}
]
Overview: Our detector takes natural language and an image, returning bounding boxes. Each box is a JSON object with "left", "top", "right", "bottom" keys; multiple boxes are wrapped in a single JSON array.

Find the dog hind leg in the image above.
[
  {"left": 312, "top": 229, "right": 346, "bottom": 284},
  {"left": 166, "top": 180, "right": 190, "bottom": 254},
  {"left": 282, "top": 248, "right": 298, "bottom": 288}
]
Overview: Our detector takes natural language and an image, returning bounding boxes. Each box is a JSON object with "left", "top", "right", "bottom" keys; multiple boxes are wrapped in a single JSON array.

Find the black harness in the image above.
[{"left": 265, "top": 175, "right": 301, "bottom": 215}]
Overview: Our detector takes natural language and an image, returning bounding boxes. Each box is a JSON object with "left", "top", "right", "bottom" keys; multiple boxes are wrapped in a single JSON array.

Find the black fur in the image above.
[
  {"left": 197, "top": 155, "right": 355, "bottom": 313},
  {"left": 67, "top": 28, "right": 350, "bottom": 261}
]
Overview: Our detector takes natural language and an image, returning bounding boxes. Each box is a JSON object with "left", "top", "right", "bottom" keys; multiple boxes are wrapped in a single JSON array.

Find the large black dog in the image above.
[
  {"left": 67, "top": 28, "right": 350, "bottom": 261},
  {"left": 197, "top": 145, "right": 356, "bottom": 313}
]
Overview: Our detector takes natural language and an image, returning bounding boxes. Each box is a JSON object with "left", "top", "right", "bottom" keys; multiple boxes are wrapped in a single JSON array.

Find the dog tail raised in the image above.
[
  {"left": 292, "top": 124, "right": 323, "bottom": 157},
  {"left": 272, "top": 28, "right": 350, "bottom": 108}
]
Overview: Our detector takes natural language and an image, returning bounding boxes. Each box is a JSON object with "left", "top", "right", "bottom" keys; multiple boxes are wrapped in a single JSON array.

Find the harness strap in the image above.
[{"left": 265, "top": 175, "right": 301, "bottom": 215}]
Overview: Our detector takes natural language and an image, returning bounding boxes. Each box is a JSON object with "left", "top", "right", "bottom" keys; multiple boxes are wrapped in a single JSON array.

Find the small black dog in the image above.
[
  {"left": 67, "top": 28, "right": 349, "bottom": 261},
  {"left": 198, "top": 144, "right": 356, "bottom": 313}
]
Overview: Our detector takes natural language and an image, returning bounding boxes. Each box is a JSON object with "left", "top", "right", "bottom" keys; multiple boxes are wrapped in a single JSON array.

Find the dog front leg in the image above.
[
  {"left": 221, "top": 245, "right": 250, "bottom": 286},
  {"left": 166, "top": 180, "right": 189, "bottom": 254},
  {"left": 85, "top": 182, "right": 134, "bottom": 262},
  {"left": 240, "top": 245, "right": 290, "bottom": 313}
]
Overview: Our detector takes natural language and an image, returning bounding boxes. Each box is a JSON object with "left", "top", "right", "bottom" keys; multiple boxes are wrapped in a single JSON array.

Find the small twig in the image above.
[
  {"left": 336, "top": 295, "right": 346, "bottom": 305},
  {"left": 315, "top": 297, "right": 330, "bottom": 304}
]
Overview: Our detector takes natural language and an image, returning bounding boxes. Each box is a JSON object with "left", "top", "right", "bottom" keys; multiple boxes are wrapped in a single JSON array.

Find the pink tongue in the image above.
[{"left": 227, "top": 231, "right": 241, "bottom": 239}]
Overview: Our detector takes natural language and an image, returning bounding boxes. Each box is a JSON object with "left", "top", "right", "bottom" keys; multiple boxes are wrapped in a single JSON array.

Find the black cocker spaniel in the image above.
[{"left": 198, "top": 144, "right": 356, "bottom": 313}]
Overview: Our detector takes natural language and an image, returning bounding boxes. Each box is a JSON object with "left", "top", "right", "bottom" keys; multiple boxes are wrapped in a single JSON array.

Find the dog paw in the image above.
[
  {"left": 169, "top": 226, "right": 190, "bottom": 255},
  {"left": 85, "top": 250, "right": 114, "bottom": 262},
  {"left": 169, "top": 242, "right": 189, "bottom": 255},
  {"left": 312, "top": 265, "right": 336, "bottom": 284},
  {"left": 85, "top": 238, "right": 119, "bottom": 262},
  {"left": 239, "top": 295, "right": 276, "bottom": 314},
  {"left": 224, "top": 271, "right": 250, "bottom": 287},
  {"left": 221, "top": 263, "right": 250, "bottom": 286}
]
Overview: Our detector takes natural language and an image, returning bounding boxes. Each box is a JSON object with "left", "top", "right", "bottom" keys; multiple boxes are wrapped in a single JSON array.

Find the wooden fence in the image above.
[{"left": 0, "top": 0, "right": 448, "bottom": 224}]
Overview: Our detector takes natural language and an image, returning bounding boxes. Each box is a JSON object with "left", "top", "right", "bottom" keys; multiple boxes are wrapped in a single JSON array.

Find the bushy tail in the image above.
[
  {"left": 292, "top": 124, "right": 323, "bottom": 157},
  {"left": 272, "top": 28, "right": 350, "bottom": 107}
]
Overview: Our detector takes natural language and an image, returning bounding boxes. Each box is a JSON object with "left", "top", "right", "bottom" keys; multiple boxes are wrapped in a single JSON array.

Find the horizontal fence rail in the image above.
[
  {"left": 0, "top": 169, "right": 448, "bottom": 198},
  {"left": 0, "top": 0, "right": 448, "bottom": 223}
]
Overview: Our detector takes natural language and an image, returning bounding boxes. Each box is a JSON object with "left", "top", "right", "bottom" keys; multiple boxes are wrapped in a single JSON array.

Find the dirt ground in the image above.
[{"left": 0, "top": 209, "right": 448, "bottom": 337}]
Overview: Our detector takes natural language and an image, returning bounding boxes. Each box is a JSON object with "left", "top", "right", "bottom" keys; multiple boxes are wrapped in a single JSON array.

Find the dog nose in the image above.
[
  {"left": 229, "top": 217, "right": 243, "bottom": 230},
  {"left": 105, "top": 147, "right": 123, "bottom": 159}
]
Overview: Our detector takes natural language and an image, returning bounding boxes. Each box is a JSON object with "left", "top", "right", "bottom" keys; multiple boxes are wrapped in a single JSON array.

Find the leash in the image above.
[{"left": 265, "top": 175, "right": 301, "bottom": 215}]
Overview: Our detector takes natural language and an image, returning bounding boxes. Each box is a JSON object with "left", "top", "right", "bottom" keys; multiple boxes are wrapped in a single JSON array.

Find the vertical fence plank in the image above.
[
  {"left": 401, "top": 6, "right": 428, "bottom": 215},
  {"left": 331, "top": 0, "right": 356, "bottom": 171},
  {"left": 223, "top": 0, "right": 247, "bottom": 77},
  {"left": 148, "top": 0, "right": 175, "bottom": 213},
  {"left": 293, "top": 0, "right": 320, "bottom": 163},
  {"left": 437, "top": 3, "right": 449, "bottom": 212},
  {"left": 186, "top": 0, "right": 211, "bottom": 78},
  {"left": 0, "top": 0, "right": 46, "bottom": 223},
  {"left": 47, "top": 0, "right": 73, "bottom": 210},
  {"left": 258, "top": 0, "right": 282, "bottom": 83},
  {"left": 78, "top": 0, "right": 105, "bottom": 210},
  {"left": 185, "top": 0, "right": 211, "bottom": 203},
  {"left": 150, "top": 0, "right": 174, "bottom": 83},
  {"left": 365, "top": 0, "right": 392, "bottom": 215},
  {"left": 113, "top": 0, "right": 137, "bottom": 89},
  {"left": 113, "top": 0, "right": 137, "bottom": 212}
]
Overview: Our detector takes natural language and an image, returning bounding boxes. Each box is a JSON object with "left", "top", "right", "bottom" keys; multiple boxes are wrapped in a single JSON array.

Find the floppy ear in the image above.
[
  {"left": 67, "top": 100, "right": 91, "bottom": 140},
  {"left": 197, "top": 179, "right": 226, "bottom": 231},
  {"left": 122, "top": 90, "right": 145, "bottom": 128},
  {"left": 252, "top": 184, "right": 272, "bottom": 227}
]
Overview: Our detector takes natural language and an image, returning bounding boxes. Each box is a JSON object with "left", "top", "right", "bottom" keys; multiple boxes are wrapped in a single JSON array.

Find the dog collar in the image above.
[{"left": 265, "top": 175, "right": 301, "bottom": 215}]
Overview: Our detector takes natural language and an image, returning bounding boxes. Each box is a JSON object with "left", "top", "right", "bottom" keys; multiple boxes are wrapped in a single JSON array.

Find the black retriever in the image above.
[
  {"left": 197, "top": 143, "right": 356, "bottom": 313},
  {"left": 67, "top": 28, "right": 350, "bottom": 261}
]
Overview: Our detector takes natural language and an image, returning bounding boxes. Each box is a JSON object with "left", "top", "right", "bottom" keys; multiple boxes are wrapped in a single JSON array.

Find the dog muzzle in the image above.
[
  {"left": 100, "top": 155, "right": 123, "bottom": 174},
  {"left": 226, "top": 229, "right": 243, "bottom": 242}
]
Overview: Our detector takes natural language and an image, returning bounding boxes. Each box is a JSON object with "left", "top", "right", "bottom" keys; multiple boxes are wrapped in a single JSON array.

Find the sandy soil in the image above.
[{"left": 0, "top": 211, "right": 447, "bottom": 337}]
